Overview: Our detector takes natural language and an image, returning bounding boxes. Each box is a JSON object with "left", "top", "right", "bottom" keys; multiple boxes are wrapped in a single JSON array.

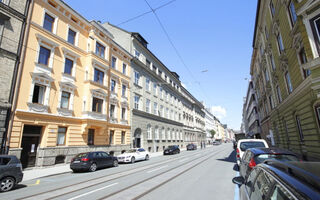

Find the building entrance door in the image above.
[
  {"left": 20, "top": 125, "right": 42, "bottom": 168},
  {"left": 133, "top": 128, "right": 141, "bottom": 148}
]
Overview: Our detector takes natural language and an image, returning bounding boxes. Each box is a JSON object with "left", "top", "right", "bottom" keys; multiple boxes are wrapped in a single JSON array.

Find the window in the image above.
[
  {"left": 270, "top": 0, "right": 275, "bottom": 17},
  {"left": 92, "top": 97, "right": 103, "bottom": 113},
  {"left": 285, "top": 71, "right": 293, "bottom": 93},
  {"left": 95, "top": 42, "right": 105, "bottom": 58},
  {"left": 122, "top": 63, "right": 127, "bottom": 75},
  {"left": 276, "top": 86, "right": 282, "bottom": 103},
  {"left": 122, "top": 84, "right": 126, "bottom": 97},
  {"left": 153, "top": 82, "right": 157, "bottom": 95},
  {"left": 121, "top": 131, "right": 126, "bottom": 144},
  {"left": 32, "top": 84, "right": 46, "bottom": 104},
  {"left": 153, "top": 65, "right": 157, "bottom": 72},
  {"left": 147, "top": 125, "right": 152, "bottom": 140},
  {"left": 38, "top": 46, "right": 51, "bottom": 66},
  {"left": 111, "top": 57, "right": 117, "bottom": 69},
  {"left": 277, "top": 33, "right": 284, "bottom": 53},
  {"left": 146, "top": 99, "right": 150, "bottom": 113},
  {"left": 146, "top": 78, "right": 150, "bottom": 91},
  {"left": 153, "top": 102, "right": 158, "bottom": 115},
  {"left": 288, "top": 1, "right": 297, "bottom": 27},
  {"left": 155, "top": 127, "right": 159, "bottom": 140},
  {"left": 146, "top": 59, "right": 151, "bottom": 68},
  {"left": 43, "top": 13, "right": 55, "bottom": 32},
  {"left": 270, "top": 184, "right": 294, "bottom": 200},
  {"left": 57, "top": 127, "right": 67, "bottom": 145},
  {"left": 166, "top": 108, "right": 169, "bottom": 118},
  {"left": 60, "top": 91, "right": 70, "bottom": 109},
  {"left": 296, "top": 115, "right": 304, "bottom": 141},
  {"left": 67, "top": 28, "right": 76, "bottom": 45},
  {"left": 134, "top": 95, "right": 140, "bottom": 109},
  {"left": 111, "top": 80, "right": 116, "bottom": 93},
  {"left": 109, "top": 130, "right": 114, "bottom": 145},
  {"left": 160, "top": 105, "right": 164, "bottom": 117},
  {"left": 135, "top": 50, "right": 140, "bottom": 58},
  {"left": 270, "top": 54, "right": 276, "bottom": 71},
  {"left": 94, "top": 68, "right": 104, "bottom": 85},
  {"left": 64, "top": 58, "right": 73, "bottom": 75},
  {"left": 251, "top": 171, "right": 274, "bottom": 200},
  {"left": 110, "top": 104, "right": 115, "bottom": 118},
  {"left": 88, "top": 129, "right": 94, "bottom": 145},
  {"left": 269, "top": 95, "right": 274, "bottom": 110},
  {"left": 310, "top": 15, "right": 320, "bottom": 56},
  {"left": 265, "top": 27, "right": 269, "bottom": 40},
  {"left": 298, "top": 48, "right": 311, "bottom": 78},
  {"left": 265, "top": 69, "right": 270, "bottom": 82},
  {"left": 134, "top": 71, "right": 140, "bottom": 85},
  {"left": 121, "top": 108, "right": 126, "bottom": 119},
  {"left": 160, "top": 87, "right": 163, "bottom": 98}
]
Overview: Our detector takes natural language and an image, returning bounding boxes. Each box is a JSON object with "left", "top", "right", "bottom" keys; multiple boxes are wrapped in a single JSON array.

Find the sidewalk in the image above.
[{"left": 22, "top": 149, "right": 181, "bottom": 182}]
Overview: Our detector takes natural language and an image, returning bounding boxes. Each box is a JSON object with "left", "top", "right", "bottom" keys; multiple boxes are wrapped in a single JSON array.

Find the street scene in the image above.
[{"left": 1, "top": 0, "right": 320, "bottom": 199}]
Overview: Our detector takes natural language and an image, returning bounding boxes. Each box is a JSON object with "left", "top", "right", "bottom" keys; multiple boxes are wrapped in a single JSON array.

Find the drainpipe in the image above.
[{"left": 5, "top": 0, "right": 34, "bottom": 154}]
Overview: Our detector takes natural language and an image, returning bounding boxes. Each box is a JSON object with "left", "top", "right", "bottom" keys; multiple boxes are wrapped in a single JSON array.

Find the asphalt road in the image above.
[{"left": 0, "top": 143, "right": 238, "bottom": 200}]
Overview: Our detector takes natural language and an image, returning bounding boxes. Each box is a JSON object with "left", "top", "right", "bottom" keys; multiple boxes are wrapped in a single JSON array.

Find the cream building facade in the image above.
[{"left": 8, "top": 0, "right": 132, "bottom": 167}]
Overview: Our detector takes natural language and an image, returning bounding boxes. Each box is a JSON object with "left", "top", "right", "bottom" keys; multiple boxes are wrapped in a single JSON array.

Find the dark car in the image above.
[
  {"left": 186, "top": 144, "right": 197, "bottom": 151},
  {"left": 0, "top": 155, "right": 23, "bottom": 192},
  {"left": 70, "top": 151, "right": 118, "bottom": 172},
  {"left": 212, "top": 141, "right": 221, "bottom": 145},
  {"left": 163, "top": 145, "right": 180, "bottom": 155},
  {"left": 233, "top": 160, "right": 320, "bottom": 200},
  {"left": 239, "top": 147, "right": 300, "bottom": 180}
]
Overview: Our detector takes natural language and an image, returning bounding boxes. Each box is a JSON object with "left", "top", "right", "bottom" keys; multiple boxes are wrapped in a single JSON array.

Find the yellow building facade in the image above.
[{"left": 8, "top": 0, "right": 132, "bottom": 167}]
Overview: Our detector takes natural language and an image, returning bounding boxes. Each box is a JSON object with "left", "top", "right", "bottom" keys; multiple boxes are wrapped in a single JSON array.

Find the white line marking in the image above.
[
  {"left": 179, "top": 157, "right": 190, "bottom": 162},
  {"left": 147, "top": 165, "right": 168, "bottom": 173},
  {"left": 66, "top": 182, "right": 118, "bottom": 200}
]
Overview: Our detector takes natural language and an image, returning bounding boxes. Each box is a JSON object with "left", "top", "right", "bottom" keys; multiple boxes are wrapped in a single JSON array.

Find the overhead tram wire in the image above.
[
  {"left": 117, "top": 0, "right": 177, "bottom": 26},
  {"left": 143, "top": 0, "right": 211, "bottom": 103}
]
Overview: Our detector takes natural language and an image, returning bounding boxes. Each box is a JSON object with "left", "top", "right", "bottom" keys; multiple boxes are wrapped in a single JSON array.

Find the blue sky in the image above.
[{"left": 64, "top": 0, "right": 257, "bottom": 130}]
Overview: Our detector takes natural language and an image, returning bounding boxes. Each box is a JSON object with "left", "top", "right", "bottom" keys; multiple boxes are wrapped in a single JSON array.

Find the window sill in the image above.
[
  {"left": 27, "top": 102, "right": 49, "bottom": 113},
  {"left": 57, "top": 107, "right": 73, "bottom": 116},
  {"left": 89, "top": 80, "right": 108, "bottom": 90},
  {"left": 134, "top": 83, "right": 142, "bottom": 88},
  {"left": 35, "top": 62, "right": 53, "bottom": 73}
]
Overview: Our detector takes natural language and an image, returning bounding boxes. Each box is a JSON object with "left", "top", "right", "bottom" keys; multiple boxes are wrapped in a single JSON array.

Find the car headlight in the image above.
[{"left": 126, "top": 156, "right": 131, "bottom": 158}]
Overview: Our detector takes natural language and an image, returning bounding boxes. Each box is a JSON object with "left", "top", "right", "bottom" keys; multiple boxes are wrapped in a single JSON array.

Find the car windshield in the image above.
[
  {"left": 127, "top": 149, "right": 137, "bottom": 153},
  {"left": 168, "top": 146, "right": 175, "bottom": 148},
  {"left": 240, "top": 142, "right": 266, "bottom": 151},
  {"left": 255, "top": 154, "right": 299, "bottom": 164}
]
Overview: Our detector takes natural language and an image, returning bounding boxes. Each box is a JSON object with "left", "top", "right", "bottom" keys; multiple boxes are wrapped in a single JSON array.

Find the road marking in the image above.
[
  {"left": 234, "top": 172, "right": 239, "bottom": 200},
  {"left": 66, "top": 183, "right": 118, "bottom": 200},
  {"left": 27, "top": 179, "right": 40, "bottom": 186},
  {"left": 178, "top": 157, "right": 190, "bottom": 162},
  {"left": 147, "top": 165, "right": 168, "bottom": 173}
]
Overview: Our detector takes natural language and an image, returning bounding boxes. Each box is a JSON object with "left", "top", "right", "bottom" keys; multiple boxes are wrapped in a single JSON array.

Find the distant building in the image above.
[{"left": 204, "top": 107, "right": 215, "bottom": 144}]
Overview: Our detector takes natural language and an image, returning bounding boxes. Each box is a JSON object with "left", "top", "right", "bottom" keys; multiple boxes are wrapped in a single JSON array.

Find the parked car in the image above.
[
  {"left": 232, "top": 160, "right": 320, "bottom": 200},
  {"left": 186, "top": 143, "right": 197, "bottom": 151},
  {"left": 212, "top": 141, "right": 221, "bottom": 145},
  {"left": 236, "top": 139, "right": 269, "bottom": 165},
  {"left": 117, "top": 148, "right": 149, "bottom": 163},
  {"left": 239, "top": 147, "right": 300, "bottom": 180},
  {"left": 70, "top": 151, "right": 118, "bottom": 172},
  {"left": 164, "top": 145, "right": 180, "bottom": 155},
  {"left": 0, "top": 155, "right": 23, "bottom": 192}
]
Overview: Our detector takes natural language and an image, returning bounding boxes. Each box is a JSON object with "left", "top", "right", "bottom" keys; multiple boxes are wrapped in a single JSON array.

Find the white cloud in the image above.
[{"left": 211, "top": 106, "right": 227, "bottom": 119}]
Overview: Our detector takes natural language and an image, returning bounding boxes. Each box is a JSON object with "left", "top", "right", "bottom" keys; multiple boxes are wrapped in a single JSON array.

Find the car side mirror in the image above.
[{"left": 232, "top": 176, "right": 245, "bottom": 185}]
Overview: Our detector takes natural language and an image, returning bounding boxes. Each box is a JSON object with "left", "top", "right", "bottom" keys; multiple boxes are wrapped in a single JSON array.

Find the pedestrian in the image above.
[{"left": 201, "top": 142, "right": 203, "bottom": 149}]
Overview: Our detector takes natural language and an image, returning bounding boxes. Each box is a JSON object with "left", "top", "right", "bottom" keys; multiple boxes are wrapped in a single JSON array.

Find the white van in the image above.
[{"left": 236, "top": 139, "right": 269, "bottom": 165}]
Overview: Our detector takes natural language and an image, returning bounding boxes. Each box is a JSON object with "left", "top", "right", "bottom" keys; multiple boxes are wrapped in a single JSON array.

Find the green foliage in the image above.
[{"left": 210, "top": 130, "right": 216, "bottom": 138}]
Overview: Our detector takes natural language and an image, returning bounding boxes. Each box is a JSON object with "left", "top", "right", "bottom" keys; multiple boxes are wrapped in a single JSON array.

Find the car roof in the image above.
[
  {"left": 247, "top": 147, "right": 298, "bottom": 156},
  {"left": 261, "top": 160, "right": 320, "bottom": 199},
  {"left": 0, "top": 155, "right": 17, "bottom": 158},
  {"left": 238, "top": 139, "right": 267, "bottom": 143}
]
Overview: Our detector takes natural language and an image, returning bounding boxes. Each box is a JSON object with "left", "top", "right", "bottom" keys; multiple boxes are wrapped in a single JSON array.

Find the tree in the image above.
[{"left": 210, "top": 130, "right": 216, "bottom": 139}]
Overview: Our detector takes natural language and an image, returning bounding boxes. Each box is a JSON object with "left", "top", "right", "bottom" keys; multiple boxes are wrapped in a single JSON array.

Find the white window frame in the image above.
[
  {"left": 147, "top": 125, "right": 152, "bottom": 140},
  {"left": 66, "top": 25, "right": 79, "bottom": 46},
  {"left": 35, "top": 34, "right": 58, "bottom": 69},
  {"left": 93, "top": 64, "right": 107, "bottom": 86},
  {"left": 301, "top": 9, "right": 320, "bottom": 58},
  {"left": 42, "top": 9, "right": 58, "bottom": 34},
  {"left": 146, "top": 99, "right": 151, "bottom": 113},
  {"left": 62, "top": 50, "right": 78, "bottom": 78}
]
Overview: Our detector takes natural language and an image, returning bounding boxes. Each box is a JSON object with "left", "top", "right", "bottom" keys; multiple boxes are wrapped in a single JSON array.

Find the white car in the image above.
[
  {"left": 117, "top": 148, "right": 149, "bottom": 163},
  {"left": 236, "top": 139, "right": 269, "bottom": 165}
]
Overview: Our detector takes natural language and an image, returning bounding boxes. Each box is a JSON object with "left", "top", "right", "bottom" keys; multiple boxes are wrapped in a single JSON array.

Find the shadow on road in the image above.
[{"left": 216, "top": 150, "right": 236, "bottom": 164}]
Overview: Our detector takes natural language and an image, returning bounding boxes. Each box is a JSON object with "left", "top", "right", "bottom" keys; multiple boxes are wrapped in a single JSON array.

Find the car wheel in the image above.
[
  {"left": 131, "top": 157, "right": 135, "bottom": 164},
  {"left": 0, "top": 177, "right": 15, "bottom": 192},
  {"left": 113, "top": 160, "right": 119, "bottom": 167},
  {"left": 145, "top": 155, "right": 149, "bottom": 160},
  {"left": 72, "top": 169, "right": 79, "bottom": 173},
  {"left": 89, "top": 163, "right": 97, "bottom": 172}
]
